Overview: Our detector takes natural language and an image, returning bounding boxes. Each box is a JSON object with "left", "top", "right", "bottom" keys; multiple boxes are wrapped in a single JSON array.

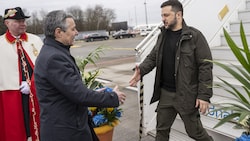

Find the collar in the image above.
[
  {"left": 45, "top": 37, "right": 71, "bottom": 50},
  {"left": 5, "top": 30, "right": 28, "bottom": 43}
]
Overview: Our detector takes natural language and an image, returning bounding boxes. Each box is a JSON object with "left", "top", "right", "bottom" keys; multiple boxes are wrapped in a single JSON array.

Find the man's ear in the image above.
[
  {"left": 176, "top": 11, "right": 182, "bottom": 18},
  {"left": 4, "top": 20, "right": 9, "bottom": 26},
  {"left": 54, "top": 27, "right": 62, "bottom": 38}
]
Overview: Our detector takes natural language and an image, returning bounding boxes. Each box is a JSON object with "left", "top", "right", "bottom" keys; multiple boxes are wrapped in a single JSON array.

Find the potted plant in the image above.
[
  {"left": 76, "top": 46, "right": 106, "bottom": 89},
  {"left": 89, "top": 103, "right": 122, "bottom": 141},
  {"left": 207, "top": 22, "right": 250, "bottom": 140},
  {"left": 76, "top": 46, "right": 122, "bottom": 141}
]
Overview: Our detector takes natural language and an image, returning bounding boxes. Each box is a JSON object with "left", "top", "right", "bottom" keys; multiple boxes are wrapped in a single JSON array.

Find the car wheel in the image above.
[
  {"left": 105, "top": 37, "right": 108, "bottom": 40},
  {"left": 90, "top": 38, "right": 94, "bottom": 42},
  {"left": 119, "top": 36, "right": 123, "bottom": 39}
]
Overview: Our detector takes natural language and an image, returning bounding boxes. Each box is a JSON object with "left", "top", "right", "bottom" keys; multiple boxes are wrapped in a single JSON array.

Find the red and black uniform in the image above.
[{"left": 0, "top": 30, "right": 43, "bottom": 141}]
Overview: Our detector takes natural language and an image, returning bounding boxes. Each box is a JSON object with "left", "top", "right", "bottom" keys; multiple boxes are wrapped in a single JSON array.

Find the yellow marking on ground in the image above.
[
  {"left": 71, "top": 45, "right": 80, "bottom": 48},
  {"left": 70, "top": 45, "right": 133, "bottom": 50}
]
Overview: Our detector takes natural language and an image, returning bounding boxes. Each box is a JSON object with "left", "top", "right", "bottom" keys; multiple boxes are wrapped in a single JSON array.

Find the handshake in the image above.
[{"left": 19, "top": 81, "right": 30, "bottom": 95}]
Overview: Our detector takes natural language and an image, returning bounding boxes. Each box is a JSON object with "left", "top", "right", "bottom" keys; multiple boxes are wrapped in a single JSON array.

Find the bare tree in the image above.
[
  {"left": 26, "top": 11, "right": 44, "bottom": 34},
  {"left": 0, "top": 5, "right": 117, "bottom": 35},
  {"left": 103, "top": 8, "right": 116, "bottom": 31},
  {"left": 66, "top": 6, "right": 85, "bottom": 31},
  {"left": 84, "top": 5, "right": 116, "bottom": 31},
  {"left": 0, "top": 16, "right": 7, "bottom": 35}
]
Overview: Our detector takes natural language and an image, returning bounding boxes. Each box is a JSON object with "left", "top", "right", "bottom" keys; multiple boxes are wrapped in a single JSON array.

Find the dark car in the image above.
[
  {"left": 112, "top": 31, "right": 136, "bottom": 39},
  {"left": 84, "top": 33, "right": 109, "bottom": 42},
  {"left": 74, "top": 33, "right": 85, "bottom": 41}
]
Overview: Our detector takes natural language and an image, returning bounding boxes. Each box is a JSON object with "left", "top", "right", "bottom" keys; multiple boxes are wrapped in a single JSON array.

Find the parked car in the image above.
[
  {"left": 75, "top": 33, "right": 85, "bottom": 41},
  {"left": 84, "top": 33, "right": 109, "bottom": 42},
  {"left": 140, "top": 28, "right": 152, "bottom": 36},
  {"left": 112, "top": 31, "right": 136, "bottom": 39}
]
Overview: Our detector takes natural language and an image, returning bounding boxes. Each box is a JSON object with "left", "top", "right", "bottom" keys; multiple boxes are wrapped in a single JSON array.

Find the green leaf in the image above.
[
  {"left": 214, "top": 113, "right": 240, "bottom": 128},
  {"left": 76, "top": 46, "right": 112, "bottom": 90},
  {"left": 218, "top": 77, "right": 249, "bottom": 105},
  {"left": 207, "top": 23, "right": 250, "bottom": 132},
  {"left": 233, "top": 64, "right": 250, "bottom": 83},
  {"left": 212, "top": 61, "right": 250, "bottom": 90},
  {"left": 224, "top": 28, "right": 250, "bottom": 73},
  {"left": 240, "top": 21, "right": 250, "bottom": 67}
]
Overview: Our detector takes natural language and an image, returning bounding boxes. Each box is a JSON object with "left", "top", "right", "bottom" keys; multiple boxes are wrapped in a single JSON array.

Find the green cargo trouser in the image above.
[{"left": 156, "top": 88, "right": 213, "bottom": 141}]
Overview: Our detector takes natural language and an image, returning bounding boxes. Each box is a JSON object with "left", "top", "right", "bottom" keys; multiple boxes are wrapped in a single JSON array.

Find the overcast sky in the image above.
[{"left": 0, "top": 0, "right": 163, "bottom": 26}]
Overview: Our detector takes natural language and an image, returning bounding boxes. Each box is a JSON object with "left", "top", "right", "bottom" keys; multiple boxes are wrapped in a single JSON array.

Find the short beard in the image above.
[{"left": 165, "top": 16, "right": 177, "bottom": 30}]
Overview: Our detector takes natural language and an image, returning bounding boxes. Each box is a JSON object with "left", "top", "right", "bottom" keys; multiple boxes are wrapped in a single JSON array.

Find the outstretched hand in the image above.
[
  {"left": 129, "top": 65, "right": 141, "bottom": 86},
  {"left": 113, "top": 85, "right": 126, "bottom": 105}
]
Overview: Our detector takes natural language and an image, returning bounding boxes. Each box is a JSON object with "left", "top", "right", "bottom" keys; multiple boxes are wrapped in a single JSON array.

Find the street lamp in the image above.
[
  {"left": 134, "top": 6, "right": 138, "bottom": 26},
  {"left": 144, "top": 0, "right": 148, "bottom": 27}
]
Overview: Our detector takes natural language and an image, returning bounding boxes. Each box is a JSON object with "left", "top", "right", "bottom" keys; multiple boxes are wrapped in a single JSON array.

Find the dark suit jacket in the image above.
[{"left": 34, "top": 37, "right": 119, "bottom": 141}]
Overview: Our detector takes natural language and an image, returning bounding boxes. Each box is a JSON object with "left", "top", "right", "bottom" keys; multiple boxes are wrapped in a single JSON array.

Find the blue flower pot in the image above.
[{"left": 235, "top": 134, "right": 250, "bottom": 141}]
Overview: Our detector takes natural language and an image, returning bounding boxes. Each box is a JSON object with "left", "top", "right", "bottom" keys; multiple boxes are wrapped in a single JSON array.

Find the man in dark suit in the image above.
[{"left": 34, "top": 10, "right": 126, "bottom": 141}]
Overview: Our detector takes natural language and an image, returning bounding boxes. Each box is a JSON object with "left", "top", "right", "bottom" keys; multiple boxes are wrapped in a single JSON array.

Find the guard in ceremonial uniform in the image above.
[{"left": 0, "top": 7, "right": 43, "bottom": 141}]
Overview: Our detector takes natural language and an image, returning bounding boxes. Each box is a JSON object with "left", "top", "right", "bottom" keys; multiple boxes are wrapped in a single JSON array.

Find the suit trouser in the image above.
[{"left": 156, "top": 88, "right": 213, "bottom": 141}]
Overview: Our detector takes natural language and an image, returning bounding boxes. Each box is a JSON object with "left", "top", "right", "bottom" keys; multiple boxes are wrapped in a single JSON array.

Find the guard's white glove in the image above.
[{"left": 20, "top": 81, "right": 30, "bottom": 95}]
